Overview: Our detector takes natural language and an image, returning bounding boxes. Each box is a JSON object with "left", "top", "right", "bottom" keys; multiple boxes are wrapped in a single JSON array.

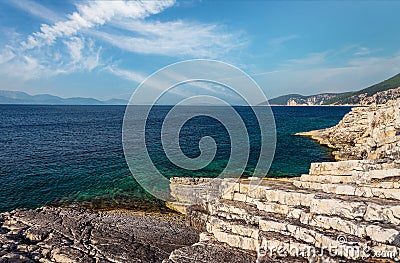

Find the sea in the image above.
[{"left": 0, "top": 105, "right": 352, "bottom": 212}]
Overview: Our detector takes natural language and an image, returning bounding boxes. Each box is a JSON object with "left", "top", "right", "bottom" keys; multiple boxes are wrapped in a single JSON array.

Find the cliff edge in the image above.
[
  {"left": 167, "top": 99, "right": 400, "bottom": 262},
  {"left": 296, "top": 99, "right": 400, "bottom": 161}
]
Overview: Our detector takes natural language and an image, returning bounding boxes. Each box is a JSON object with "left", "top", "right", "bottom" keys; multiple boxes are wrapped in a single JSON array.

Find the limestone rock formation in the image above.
[
  {"left": 166, "top": 99, "right": 400, "bottom": 262},
  {"left": 296, "top": 99, "right": 400, "bottom": 161}
]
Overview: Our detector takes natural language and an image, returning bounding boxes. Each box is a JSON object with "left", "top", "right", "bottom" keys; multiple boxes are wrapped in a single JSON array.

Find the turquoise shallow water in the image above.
[{"left": 0, "top": 105, "right": 351, "bottom": 212}]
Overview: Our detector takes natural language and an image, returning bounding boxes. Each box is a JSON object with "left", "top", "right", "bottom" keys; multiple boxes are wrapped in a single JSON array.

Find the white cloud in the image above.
[
  {"left": 106, "top": 66, "right": 146, "bottom": 83},
  {"left": 0, "top": 55, "right": 44, "bottom": 81},
  {"left": 284, "top": 52, "right": 328, "bottom": 67},
  {"left": 268, "top": 34, "right": 299, "bottom": 46},
  {"left": 1, "top": 0, "right": 246, "bottom": 83},
  {"left": 354, "top": 47, "right": 372, "bottom": 56},
  {"left": 64, "top": 37, "right": 84, "bottom": 63},
  {"left": 0, "top": 47, "right": 16, "bottom": 64},
  {"left": 8, "top": 0, "right": 61, "bottom": 22},
  {"left": 21, "top": 0, "right": 176, "bottom": 49},
  {"left": 0, "top": 1, "right": 176, "bottom": 81},
  {"left": 0, "top": 36, "right": 101, "bottom": 80},
  {"left": 353, "top": 46, "right": 383, "bottom": 56},
  {"left": 91, "top": 19, "right": 246, "bottom": 58}
]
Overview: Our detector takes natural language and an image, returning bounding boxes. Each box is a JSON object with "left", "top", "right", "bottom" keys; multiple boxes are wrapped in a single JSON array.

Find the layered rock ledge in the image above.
[
  {"left": 166, "top": 99, "right": 400, "bottom": 262},
  {"left": 296, "top": 99, "right": 400, "bottom": 161}
]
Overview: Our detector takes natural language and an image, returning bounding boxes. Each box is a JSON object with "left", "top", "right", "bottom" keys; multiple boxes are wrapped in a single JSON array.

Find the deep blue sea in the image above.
[{"left": 0, "top": 105, "right": 351, "bottom": 212}]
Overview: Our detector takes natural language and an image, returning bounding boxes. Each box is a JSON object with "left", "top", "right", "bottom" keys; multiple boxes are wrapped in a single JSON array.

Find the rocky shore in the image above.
[
  {"left": 296, "top": 99, "right": 400, "bottom": 161},
  {"left": 1, "top": 99, "right": 399, "bottom": 262},
  {"left": 167, "top": 99, "right": 400, "bottom": 262},
  {"left": 0, "top": 207, "right": 200, "bottom": 262}
]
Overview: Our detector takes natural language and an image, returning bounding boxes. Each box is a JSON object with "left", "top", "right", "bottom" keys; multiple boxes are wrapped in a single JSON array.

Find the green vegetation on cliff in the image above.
[
  {"left": 323, "top": 73, "right": 400, "bottom": 105},
  {"left": 266, "top": 73, "right": 400, "bottom": 105}
]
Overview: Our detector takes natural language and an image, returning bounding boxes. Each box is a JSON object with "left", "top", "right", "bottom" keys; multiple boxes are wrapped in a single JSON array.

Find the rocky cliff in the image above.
[
  {"left": 166, "top": 99, "right": 400, "bottom": 262},
  {"left": 267, "top": 93, "right": 340, "bottom": 106},
  {"left": 296, "top": 99, "right": 400, "bottom": 161},
  {"left": 335, "top": 87, "right": 400, "bottom": 106}
]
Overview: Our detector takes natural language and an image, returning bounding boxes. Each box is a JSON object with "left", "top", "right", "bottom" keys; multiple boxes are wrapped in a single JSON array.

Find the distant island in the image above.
[
  {"left": 265, "top": 73, "right": 400, "bottom": 106},
  {"left": 0, "top": 90, "right": 128, "bottom": 105}
]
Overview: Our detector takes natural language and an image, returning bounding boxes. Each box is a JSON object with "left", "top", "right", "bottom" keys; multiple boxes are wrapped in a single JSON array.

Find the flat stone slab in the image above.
[
  {"left": 164, "top": 239, "right": 257, "bottom": 263},
  {"left": 0, "top": 207, "right": 200, "bottom": 263}
]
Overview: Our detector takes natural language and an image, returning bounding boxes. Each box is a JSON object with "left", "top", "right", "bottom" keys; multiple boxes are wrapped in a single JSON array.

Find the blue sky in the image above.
[{"left": 0, "top": 0, "right": 400, "bottom": 102}]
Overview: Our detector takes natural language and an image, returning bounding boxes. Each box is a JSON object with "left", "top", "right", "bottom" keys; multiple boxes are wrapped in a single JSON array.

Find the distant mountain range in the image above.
[
  {"left": 0, "top": 90, "right": 128, "bottom": 105},
  {"left": 2, "top": 72, "right": 400, "bottom": 106},
  {"left": 266, "top": 73, "right": 400, "bottom": 106}
]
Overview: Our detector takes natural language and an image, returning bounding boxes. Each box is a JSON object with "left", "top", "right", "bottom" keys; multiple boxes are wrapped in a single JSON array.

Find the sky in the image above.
[{"left": 0, "top": 0, "right": 400, "bottom": 102}]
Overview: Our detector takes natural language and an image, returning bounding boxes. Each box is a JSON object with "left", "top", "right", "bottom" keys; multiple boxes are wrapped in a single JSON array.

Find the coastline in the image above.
[
  {"left": 268, "top": 104, "right": 360, "bottom": 107},
  {"left": 166, "top": 99, "right": 400, "bottom": 262},
  {"left": 1, "top": 99, "right": 399, "bottom": 262},
  {"left": 295, "top": 130, "right": 338, "bottom": 149}
]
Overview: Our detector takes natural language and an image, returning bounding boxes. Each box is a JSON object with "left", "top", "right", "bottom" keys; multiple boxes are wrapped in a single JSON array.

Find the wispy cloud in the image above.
[
  {"left": 92, "top": 19, "right": 246, "bottom": 58},
  {"left": 354, "top": 46, "right": 382, "bottom": 56},
  {"left": 0, "top": 0, "right": 246, "bottom": 83},
  {"left": 284, "top": 51, "right": 328, "bottom": 67},
  {"left": 0, "top": 36, "right": 101, "bottom": 80},
  {"left": 105, "top": 66, "right": 146, "bottom": 84},
  {"left": 268, "top": 34, "right": 299, "bottom": 46},
  {"left": 1, "top": 0, "right": 176, "bottom": 80},
  {"left": 21, "top": 0, "right": 175, "bottom": 49},
  {"left": 282, "top": 45, "right": 385, "bottom": 69},
  {"left": 0, "top": 48, "right": 16, "bottom": 64},
  {"left": 8, "top": 0, "right": 61, "bottom": 22}
]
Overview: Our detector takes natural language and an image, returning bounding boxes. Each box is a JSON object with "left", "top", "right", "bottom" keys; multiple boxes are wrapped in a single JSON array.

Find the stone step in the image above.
[
  {"left": 309, "top": 160, "right": 399, "bottom": 176},
  {"left": 259, "top": 222, "right": 369, "bottom": 261},
  {"left": 298, "top": 210, "right": 400, "bottom": 248},
  {"left": 205, "top": 195, "right": 400, "bottom": 261},
  {"left": 368, "top": 169, "right": 400, "bottom": 180},
  {"left": 258, "top": 231, "right": 400, "bottom": 263},
  {"left": 258, "top": 231, "right": 340, "bottom": 263},
  {"left": 205, "top": 213, "right": 381, "bottom": 261},
  {"left": 217, "top": 189, "right": 400, "bottom": 244},
  {"left": 309, "top": 196, "right": 400, "bottom": 226},
  {"left": 223, "top": 180, "right": 400, "bottom": 226},
  {"left": 207, "top": 199, "right": 264, "bottom": 225},
  {"left": 206, "top": 216, "right": 259, "bottom": 251},
  {"left": 207, "top": 212, "right": 400, "bottom": 261},
  {"left": 293, "top": 180, "right": 400, "bottom": 200},
  {"left": 203, "top": 215, "right": 335, "bottom": 262},
  {"left": 299, "top": 174, "right": 355, "bottom": 184},
  {"left": 224, "top": 179, "right": 317, "bottom": 207},
  {"left": 298, "top": 173, "right": 400, "bottom": 188},
  {"left": 210, "top": 199, "right": 400, "bottom": 248}
]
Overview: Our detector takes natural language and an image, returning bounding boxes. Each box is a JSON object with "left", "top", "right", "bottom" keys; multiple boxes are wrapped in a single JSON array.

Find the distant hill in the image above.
[
  {"left": 267, "top": 93, "right": 344, "bottom": 106},
  {"left": 267, "top": 94, "right": 305, "bottom": 105},
  {"left": 323, "top": 73, "right": 400, "bottom": 105},
  {"left": 0, "top": 90, "right": 128, "bottom": 105},
  {"left": 265, "top": 73, "right": 400, "bottom": 106}
]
